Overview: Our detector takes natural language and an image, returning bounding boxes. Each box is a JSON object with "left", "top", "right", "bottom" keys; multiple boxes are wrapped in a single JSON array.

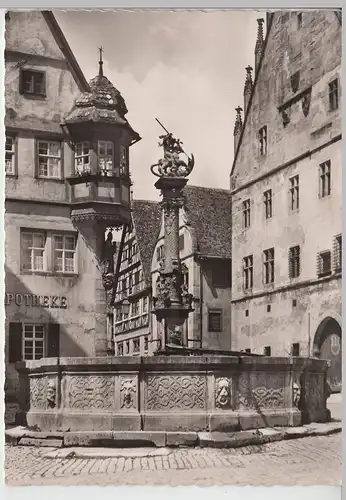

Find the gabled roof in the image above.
[
  {"left": 231, "top": 10, "right": 342, "bottom": 179},
  {"left": 230, "top": 13, "right": 274, "bottom": 177},
  {"left": 42, "top": 11, "right": 89, "bottom": 93},
  {"left": 131, "top": 200, "right": 162, "bottom": 284},
  {"left": 183, "top": 185, "right": 232, "bottom": 259}
]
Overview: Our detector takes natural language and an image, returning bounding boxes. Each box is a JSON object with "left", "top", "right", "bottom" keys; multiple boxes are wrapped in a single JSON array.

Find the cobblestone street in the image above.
[{"left": 5, "top": 433, "right": 341, "bottom": 487}]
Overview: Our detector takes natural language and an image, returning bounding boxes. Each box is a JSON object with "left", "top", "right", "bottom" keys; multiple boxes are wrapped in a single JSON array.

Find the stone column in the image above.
[{"left": 151, "top": 130, "right": 195, "bottom": 350}]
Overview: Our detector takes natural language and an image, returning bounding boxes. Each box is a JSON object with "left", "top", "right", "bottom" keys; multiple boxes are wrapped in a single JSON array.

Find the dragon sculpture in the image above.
[{"left": 151, "top": 128, "right": 195, "bottom": 178}]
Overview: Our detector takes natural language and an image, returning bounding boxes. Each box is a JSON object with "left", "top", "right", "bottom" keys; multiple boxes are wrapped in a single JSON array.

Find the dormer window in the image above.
[
  {"left": 98, "top": 141, "right": 114, "bottom": 176},
  {"left": 74, "top": 142, "right": 90, "bottom": 175},
  {"left": 120, "top": 145, "right": 128, "bottom": 175}
]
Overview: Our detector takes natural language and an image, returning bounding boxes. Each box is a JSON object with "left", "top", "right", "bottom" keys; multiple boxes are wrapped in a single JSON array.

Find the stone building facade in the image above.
[
  {"left": 5, "top": 11, "right": 140, "bottom": 422},
  {"left": 230, "top": 11, "right": 342, "bottom": 392},
  {"left": 151, "top": 185, "right": 232, "bottom": 351}
]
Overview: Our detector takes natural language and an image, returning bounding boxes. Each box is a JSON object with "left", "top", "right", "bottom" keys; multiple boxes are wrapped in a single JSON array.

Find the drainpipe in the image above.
[{"left": 308, "top": 312, "right": 311, "bottom": 357}]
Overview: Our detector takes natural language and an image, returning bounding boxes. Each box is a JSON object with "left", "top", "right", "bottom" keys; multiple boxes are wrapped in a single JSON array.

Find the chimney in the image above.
[
  {"left": 243, "top": 66, "right": 253, "bottom": 114},
  {"left": 255, "top": 18, "right": 265, "bottom": 74},
  {"left": 233, "top": 106, "right": 243, "bottom": 154}
]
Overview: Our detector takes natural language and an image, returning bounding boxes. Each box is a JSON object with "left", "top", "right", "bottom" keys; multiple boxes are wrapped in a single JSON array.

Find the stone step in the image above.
[{"left": 5, "top": 421, "right": 341, "bottom": 450}]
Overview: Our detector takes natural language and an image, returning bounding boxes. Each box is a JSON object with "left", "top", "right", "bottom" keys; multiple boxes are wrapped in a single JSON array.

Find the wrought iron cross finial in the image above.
[{"left": 98, "top": 46, "right": 104, "bottom": 77}]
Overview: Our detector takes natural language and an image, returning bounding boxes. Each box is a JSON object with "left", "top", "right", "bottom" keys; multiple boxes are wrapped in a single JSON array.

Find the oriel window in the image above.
[
  {"left": 319, "top": 160, "right": 331, "bottom": 197},
  {"left": 263, "top": 248, "right": 275, "bottom": 285},
  {"left": 243, "top": 255, "right": 253, "bottom": 290},
  {"left": 264, "top": 189, "right": 273, "bottom": 219},
  {"left": 37, "top": 140, "right": 62, "bottom": 179},
  {"left": 98, "top": 141, "right": 114, "bottom": 175},
  {"left": 289, "top": 175, "right": 300, "bottom": 211},
  {"left": 329, "top": 79, "right": 339, "bottom": 111},
  {"left": 74, "top": 142, "right": 90, "bottom": 175}
]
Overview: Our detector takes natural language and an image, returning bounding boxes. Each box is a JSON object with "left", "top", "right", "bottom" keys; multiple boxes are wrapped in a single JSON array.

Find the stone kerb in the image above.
[{"left": 15, "top": 355, "right": 331, "bottom": 433}]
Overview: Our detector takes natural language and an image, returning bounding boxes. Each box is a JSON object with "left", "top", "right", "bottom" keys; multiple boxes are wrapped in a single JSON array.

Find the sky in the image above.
[{"left": 55, "top": 9, "right": 263, "bottom": 201}]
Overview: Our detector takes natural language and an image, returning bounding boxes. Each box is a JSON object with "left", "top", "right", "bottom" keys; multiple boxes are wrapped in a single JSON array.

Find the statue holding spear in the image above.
[{"left": 151, "top": 118, "right": 195, "bottom": 178}]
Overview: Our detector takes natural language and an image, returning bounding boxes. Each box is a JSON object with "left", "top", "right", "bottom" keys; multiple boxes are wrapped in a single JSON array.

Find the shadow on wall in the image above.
[{"left": 5, "top": 266, "right": 88, "bottom": 363}]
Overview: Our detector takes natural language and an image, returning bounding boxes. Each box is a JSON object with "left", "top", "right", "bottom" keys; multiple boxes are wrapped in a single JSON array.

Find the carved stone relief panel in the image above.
[
  {"left": 30, "top": 376, "right": 47, "bottom": 410},
  {"left": 66, "top": 375, "right": 115, "bottom": 410},
  {"left": 303, "top": 374, "right": 325, "bottom": 412},
  {"left": 146, "top": 375, "right": 206, "bottom": 411},
  {"left": 238, "top": 372, "right": 285, "bottom": 410},
  {"left": 120, "top": 377, "right": 137, "bottom": 410},
  {"left": 215, "top": 377, "right": 232, "bottom": 409}
]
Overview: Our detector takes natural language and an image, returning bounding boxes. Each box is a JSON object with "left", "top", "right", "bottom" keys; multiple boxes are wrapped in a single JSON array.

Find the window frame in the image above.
[
  {"left": 243, "top": 254, "right": 254, "bottom": 290},
  {"left": 258, "top": 125, "right": 267, "bottom": 156},
  {"left": 289, "top": 245, "right": 301, "bottom": 279},
  {"left": 319, "top": 160, "right": 331, "bottom": 198},
  {"left": 74, "top": 141, "right": 91, "bottom": 175},
  {"left": 20, "top": 229, "right": 78, "bottom": 275},
  {"left": 98, "top": 140, "right": 114, "bottom": 176},
  {"left": 20, "top": 230, "right": 47, "bottom": 273},
  {"left": 289, "top": 174, "right": 300, "bottom": 211},
  {"left": 52, "top": 233, "right": 77, "bottom": 274},
  {"left": 119, "top": 145, "right": 129, "bottom": 176},
  {"left": 36, "top": 139, "right": 63, "bottom": 180},
  {"left": 242, "top": 199, "right": 251, "bottom": 229},
  {"left": 19, "top": 69, "right": 46, "bottom": 98},
  {"left": 263, "top": 189, "right": 273, "bottom": 219},
  {"left": 207, "top": 309, "right": 223, "bottom": 333},
  {"left": 328, "top": 78, "right": 339, "bottom": 112},
  {"left": 22, "top": 323, "right": 46, "bottom": 361},
  {"left": 334, "top": 234, "right": 342, "bottom": 272},
  {"left": 317, "top": 250, "right": 332, "bottom": 277},
  {"left": 263, "top": 247, "right": 275, "bottom": 285},
  {"left": 5, "top": 133, "right": 17, "bottom": 177}
]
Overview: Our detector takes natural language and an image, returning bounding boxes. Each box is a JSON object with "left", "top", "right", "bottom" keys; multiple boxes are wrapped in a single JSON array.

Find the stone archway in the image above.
[{"left": 313, "top": 316, "right": 342, "bottom": 393}]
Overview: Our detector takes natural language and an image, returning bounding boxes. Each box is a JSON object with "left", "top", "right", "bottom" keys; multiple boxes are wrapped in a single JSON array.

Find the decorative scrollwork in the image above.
[{"left": 146, "top": 375, "right": 206, "bottom": 410}]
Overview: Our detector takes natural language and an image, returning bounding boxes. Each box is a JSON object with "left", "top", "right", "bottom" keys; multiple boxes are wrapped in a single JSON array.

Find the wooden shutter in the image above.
[
  {"left": 9, "top": 322, "right": 23, "bottom": 363},
  {"left": 47, "top": 323, "right": 60, "bottom": 358}
]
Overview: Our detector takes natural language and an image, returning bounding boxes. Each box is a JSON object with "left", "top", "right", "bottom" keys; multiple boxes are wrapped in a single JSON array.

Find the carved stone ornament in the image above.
[
  {"left": 47, "top": 379, "right": 57, "bottom": 409},
  {"left": 120, "top": 378, "right": 137, "bottom": 410},
  {"left": 215, "top": 377, "right": 232, "bottom": 409},
  {"left": 151, "top": 131, "right": 194, "bottom": 179},
  {"left": 292, "top": 381, "right": 301, "bottom": 408},
  {"left": 302, "top": 92, "right": 311, "bottom": 117},
  {"left": 181, "top": 283, "right": 193, "bottom": 308},
  {"left": 102, "top": 272, "right": 116, "bottom": 291},
  {"left": 146, "top": 375, "right": 206, "bottom": 410}
]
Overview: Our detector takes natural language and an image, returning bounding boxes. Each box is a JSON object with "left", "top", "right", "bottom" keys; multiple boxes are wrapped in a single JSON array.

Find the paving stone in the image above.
[
  {"left": 166, "top": 432, "right": 198, "bottom": 447},
  {"left": 18, "top": 437, "right": 63, "bottom": 448}
]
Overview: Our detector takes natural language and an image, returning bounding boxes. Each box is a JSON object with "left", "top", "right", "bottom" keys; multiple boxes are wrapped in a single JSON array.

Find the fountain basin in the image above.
[{"left": 16, "top": 355, "right": 330, "bottom": 433}]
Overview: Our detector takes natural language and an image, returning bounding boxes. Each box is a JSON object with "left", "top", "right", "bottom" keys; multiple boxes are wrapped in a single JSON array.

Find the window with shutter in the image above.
[
  {"left": 8, "top": 322, "right": 23, "bottom": 363},
  {"left": 317, "top": 250, "right": 332, "bottom": 277}
]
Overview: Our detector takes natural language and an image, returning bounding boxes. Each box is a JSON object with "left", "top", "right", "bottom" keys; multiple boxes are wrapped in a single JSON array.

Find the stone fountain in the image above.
[{"left": 15, "top": 128, "right": 331, "bottom": 440}]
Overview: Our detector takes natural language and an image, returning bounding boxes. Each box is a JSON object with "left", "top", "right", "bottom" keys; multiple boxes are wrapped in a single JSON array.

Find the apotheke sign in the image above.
[{"left": 5, "top": 293, "right": 68, "bottom": 309}]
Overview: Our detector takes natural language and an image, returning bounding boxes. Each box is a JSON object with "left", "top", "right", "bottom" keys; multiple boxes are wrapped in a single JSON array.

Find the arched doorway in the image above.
[{"left": 313, "top": 316, "right": 342, "bottom": 393}]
